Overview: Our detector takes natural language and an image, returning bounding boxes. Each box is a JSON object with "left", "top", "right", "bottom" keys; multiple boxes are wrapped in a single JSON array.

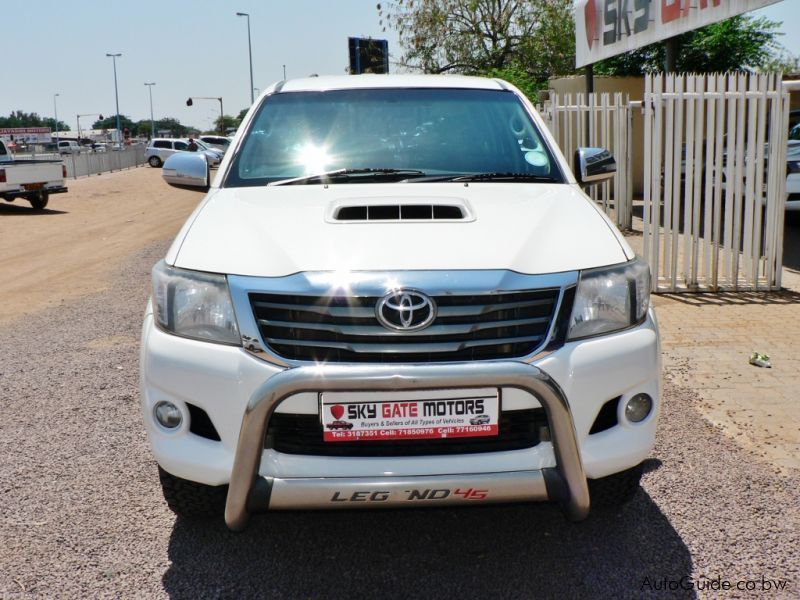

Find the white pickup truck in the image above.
[
  {"left": 142, "top": 75, "right": 661, "bottom": 531},
  {"left": 0, "top": 139, "right": 68, "bottom": 209}
]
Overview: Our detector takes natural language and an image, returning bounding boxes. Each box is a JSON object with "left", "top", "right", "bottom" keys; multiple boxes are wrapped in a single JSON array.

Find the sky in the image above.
[
  {"left": 1, "top": 0, "right": 401, "bottom": 132},
  {"left": 1, "top": 0, "right": 798, "bottom": 133}
]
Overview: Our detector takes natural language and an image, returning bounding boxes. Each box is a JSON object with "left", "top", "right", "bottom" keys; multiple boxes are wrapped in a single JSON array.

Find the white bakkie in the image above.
[
  {"left": 140, "top": 75, "right": 661, "bottom": 531},
  {"left": 0, "top": 139, "right": 68, "bottom": 209}
]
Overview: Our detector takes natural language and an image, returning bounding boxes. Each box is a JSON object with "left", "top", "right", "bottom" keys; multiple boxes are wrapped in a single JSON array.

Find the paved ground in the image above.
[
  {"left": 0, "top": 168, "right": 798, "bottom": 597},
  {"left": 625, "top": 225, "right": 800, "bottom": 475}
]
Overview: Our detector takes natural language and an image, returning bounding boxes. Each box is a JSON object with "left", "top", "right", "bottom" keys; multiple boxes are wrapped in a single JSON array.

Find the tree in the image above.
[
  {"left": 43, "top": 117, "right": 71, "bottom": 132},
  {"left": 212, "top": 114, "right": 238, "bottom": 134},
  {"left": 155, "top": 118, "right": 192, "bottom": 137},
  {"left": 377, "top": 0, "right": 574, "bottom": 77},
  {"left": 595, "top": 16, "right": 789, "bottom": 76},
  {"left": 92, "top": 114, "right": 136, "bottom": 132},
  {"left": 0, "top": 111, "right": 69, "bottom": 131}
]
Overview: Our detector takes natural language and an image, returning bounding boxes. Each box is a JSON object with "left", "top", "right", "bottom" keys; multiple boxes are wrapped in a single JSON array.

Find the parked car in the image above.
[
  {"left": 199, "top": 135, "right": 232, "bottom": 153},
  {"left": 144, "top": 75, "right": 660, "bottom": 530},
  {"left": 57, "top": 140, "right": 81, "bottom": 155},
  {"left": 0, "top": 139, "right": 68, "bottom": 209},
  {"left": 145, "top": 138, "right": 222, "bottom": 168}
]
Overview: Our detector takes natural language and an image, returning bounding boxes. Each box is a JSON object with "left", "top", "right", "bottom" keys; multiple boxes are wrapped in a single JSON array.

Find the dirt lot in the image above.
[{"left": 0, "top": 167, "right": 205, "bottom": 326}]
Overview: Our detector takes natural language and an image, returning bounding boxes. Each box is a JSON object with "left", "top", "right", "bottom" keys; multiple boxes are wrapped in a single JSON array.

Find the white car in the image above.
[
  {"left": 141, "top": 75, "right": 661, "bottom": 530},
  {"left": 145, "top": 138, "right": 222, "bottom": 168},
  {"left": 57, "top": 140, "right": 81, "bottom": 154},
  {"left": 199, "top": 135, "right": 232, "bottom": 153}
]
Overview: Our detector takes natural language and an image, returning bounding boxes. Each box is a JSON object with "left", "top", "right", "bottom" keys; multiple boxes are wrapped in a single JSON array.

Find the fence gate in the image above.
[
  {"left": 642, "top": 73, "right": 790, "bottom": 292},
  {"left": 541, "top": 92, "right": 632, "bottom": 229}
]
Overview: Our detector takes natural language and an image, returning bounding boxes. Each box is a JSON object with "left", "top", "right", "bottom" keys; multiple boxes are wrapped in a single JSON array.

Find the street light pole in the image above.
[
  {"left": 283, "top": 64, "right": 286, "bottom": 80},
  {"left": 53, "top": 93, "right": 60, "bottom": 143},
  {"left": 236, "top": 12, "right": 254, "bottom": 104},
  {"left": 106, "top": 53, "right": 122, "bottom": 144},
  {"left": 145, "top": 82, "right": 156, "bottom": 139}
]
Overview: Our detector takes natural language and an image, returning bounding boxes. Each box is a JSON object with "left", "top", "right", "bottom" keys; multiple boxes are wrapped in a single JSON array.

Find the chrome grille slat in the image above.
[
  {"left": 253, "top": 297, "right": 553, "bottom": 319},
  {"left": 252, "top": 301, "right": 375, "bottom": 319},
  {"left": 263, "top": 335, "right": 546, "bottom": 354},
  {"left": 250, "top": 287, "right": 560, "bottom": 363},
  {"left": 437, "top": 298, "right": 554, "bottom": 317},
  {"left": 258, "top": 316, "right": 551, "bottom": 337}
]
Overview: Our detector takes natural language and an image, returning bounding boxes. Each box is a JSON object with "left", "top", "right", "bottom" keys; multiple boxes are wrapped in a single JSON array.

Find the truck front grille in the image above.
[
  {"left": 266, "top": 409, "right": 548, "bottom": 456},
  {"left": 249, "top": 288, "right": 560, "bottom": 363}
]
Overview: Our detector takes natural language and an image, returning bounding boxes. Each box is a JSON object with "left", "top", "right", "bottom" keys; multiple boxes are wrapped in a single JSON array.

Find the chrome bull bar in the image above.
[{"left": 225, "top": 361, "right": 590, "bottom": 531}]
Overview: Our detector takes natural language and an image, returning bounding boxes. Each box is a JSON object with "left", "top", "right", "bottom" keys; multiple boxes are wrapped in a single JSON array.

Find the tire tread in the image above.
[{"left": 158, "top": 467, "right": 227, "bottom": 519}]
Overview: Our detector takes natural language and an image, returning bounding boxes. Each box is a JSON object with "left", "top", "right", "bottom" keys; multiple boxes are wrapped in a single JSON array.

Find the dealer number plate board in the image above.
[{"left": 320, "top": 388, "right": 499, "bottom": 442}]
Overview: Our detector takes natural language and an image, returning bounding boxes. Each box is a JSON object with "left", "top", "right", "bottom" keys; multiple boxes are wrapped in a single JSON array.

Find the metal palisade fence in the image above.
[
  {"left": 643, "top": 73, "right": 790, "bottom": 292},
  {"left": 539, "top": 92, "right": 633, "bottom": 230},
  {"left": 32, "top": 144, "right": 147, "bottom": 179}
]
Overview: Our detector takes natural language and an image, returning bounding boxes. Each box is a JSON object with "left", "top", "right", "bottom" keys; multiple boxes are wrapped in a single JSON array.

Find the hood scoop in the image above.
[{"left": 328, "top": 197, "right": 474, "bottom": 223}]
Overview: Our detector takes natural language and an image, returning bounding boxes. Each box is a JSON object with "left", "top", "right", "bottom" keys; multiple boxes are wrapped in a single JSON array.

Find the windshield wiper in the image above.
[
  {"left": 268, "top": 168, "right": 427, "bottom": 186},
  {"left": 445, "top": 172, "right": 561, "bottom": 183}
]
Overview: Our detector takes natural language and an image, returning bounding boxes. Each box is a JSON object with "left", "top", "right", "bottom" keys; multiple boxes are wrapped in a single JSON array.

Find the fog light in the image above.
[
  {"left": 154, "top": 401, "right": 183, "bottom": 429},
  {"left": 625, "top": 393, "right": 652, "bottom": 423}
]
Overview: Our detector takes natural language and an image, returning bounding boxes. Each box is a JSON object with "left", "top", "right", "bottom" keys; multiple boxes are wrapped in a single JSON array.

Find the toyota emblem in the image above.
[{"left": 376, "top": 290, "right": 436, "bottom": 332}]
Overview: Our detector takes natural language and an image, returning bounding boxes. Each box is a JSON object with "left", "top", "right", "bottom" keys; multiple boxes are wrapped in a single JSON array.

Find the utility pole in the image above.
[
  {"left": 236, "top": 12, "right": 254, "bottom": 104},
  {"left": 106, "top": 53, "right": 123, "bottom": 144},
  {"left": 145, "top": 82, "right": 156, "bottom": 139},
  {"left": 53, "top": 93, "right": 60, "bottom": 143}
]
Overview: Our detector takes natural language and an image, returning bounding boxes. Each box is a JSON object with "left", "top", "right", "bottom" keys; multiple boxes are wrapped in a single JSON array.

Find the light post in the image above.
[
  {"left": 145, "top": 82, "right": 156, "bottom": 139},
  {"left": 53, "top": 93, "right": 60, "bottom": 143},
  {"left": 236, "top": 12, "right": 254, "bottom": 104},
  {"left": 186, "top": 96, "right": 224, "bottom": 134},
  {"left": 106, "top": 53, "right": 122, "bottom": 144},
  {"left": 283, "top": 64, "right": 286, "bottom": 80}
]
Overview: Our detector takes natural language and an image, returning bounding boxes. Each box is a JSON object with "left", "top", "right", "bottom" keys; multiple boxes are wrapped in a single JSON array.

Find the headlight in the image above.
[
  {"left": 567, "top": 257, "right": 650, "bottom": 341},
  {"left": 151, "top": 260, "right": 240, "bottom": 345}
]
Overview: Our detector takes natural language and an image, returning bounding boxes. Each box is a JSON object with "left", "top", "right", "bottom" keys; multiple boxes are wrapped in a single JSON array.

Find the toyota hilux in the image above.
[{"left": 141, "top": 75, "right": 661, "bottom": 531}]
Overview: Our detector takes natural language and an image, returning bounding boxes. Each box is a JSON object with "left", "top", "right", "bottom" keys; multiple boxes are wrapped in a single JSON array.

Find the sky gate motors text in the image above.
[{"left": 346, "top": 399, "right": 486, "bottom": 420}]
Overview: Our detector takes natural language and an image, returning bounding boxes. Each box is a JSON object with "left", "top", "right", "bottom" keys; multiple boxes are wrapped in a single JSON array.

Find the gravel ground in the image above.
[{"left": 1, "top": 242, "right": 798, "bottom": 599}]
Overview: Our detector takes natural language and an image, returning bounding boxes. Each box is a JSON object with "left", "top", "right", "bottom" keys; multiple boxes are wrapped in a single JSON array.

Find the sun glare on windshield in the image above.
[{"left": 295, "top": 143, "right": 332, "bottom": 174}]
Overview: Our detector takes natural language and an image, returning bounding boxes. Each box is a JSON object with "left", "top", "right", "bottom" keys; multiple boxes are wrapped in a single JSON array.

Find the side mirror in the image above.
[
  {"left": 574, "top": 147, "right": 616, "bottom": 185},
  {"left": 162, "top": 152, "right": 210, "bottom": 190}
]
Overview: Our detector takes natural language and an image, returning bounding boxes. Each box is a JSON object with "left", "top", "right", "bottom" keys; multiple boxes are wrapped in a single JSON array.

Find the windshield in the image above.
[{"left": 225, "top": 88, "right": 562, "bottom": 186}]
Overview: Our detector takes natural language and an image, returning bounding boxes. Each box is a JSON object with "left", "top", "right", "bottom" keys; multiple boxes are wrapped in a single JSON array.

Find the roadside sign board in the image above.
[
  {"left": 0, "top": 127, "right": 52, "bottom": 145},
  {"left": 574, "top": 0, "right": 782, "bottom": 68}
]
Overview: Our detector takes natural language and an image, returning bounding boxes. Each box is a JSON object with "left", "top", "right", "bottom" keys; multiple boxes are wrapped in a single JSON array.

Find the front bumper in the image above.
[
  {"left": 140, "top": 309, "right": 661, "bottom": 531},
  {"left": 225, "top": 361, "right": 588, "bottom": 531}
]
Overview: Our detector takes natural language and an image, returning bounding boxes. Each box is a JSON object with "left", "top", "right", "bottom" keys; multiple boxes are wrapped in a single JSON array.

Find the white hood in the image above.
[{"left": 169, "top": 183, "right": 631, "bottom": 277}]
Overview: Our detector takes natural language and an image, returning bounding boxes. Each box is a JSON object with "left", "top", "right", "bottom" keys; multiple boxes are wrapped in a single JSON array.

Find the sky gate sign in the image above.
[{"left": 574, "top": 0, "right": 781, "bottom": 68}]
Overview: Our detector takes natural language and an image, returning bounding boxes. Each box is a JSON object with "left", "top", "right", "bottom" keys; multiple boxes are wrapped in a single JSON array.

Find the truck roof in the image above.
[{"left": 277, "top": 74, "right": 507, "bottom": 94}]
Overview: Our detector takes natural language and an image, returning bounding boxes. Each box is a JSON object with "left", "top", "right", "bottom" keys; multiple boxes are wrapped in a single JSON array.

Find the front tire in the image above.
[
  {"left": 148, "top": 155, "right": 162, "bottom": 168},
  {"left": 588, "top": 463, "right": 643, "bottom": 508},
  {"left": 158, "top": 466, "right": 227, "bottom": 519}
]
